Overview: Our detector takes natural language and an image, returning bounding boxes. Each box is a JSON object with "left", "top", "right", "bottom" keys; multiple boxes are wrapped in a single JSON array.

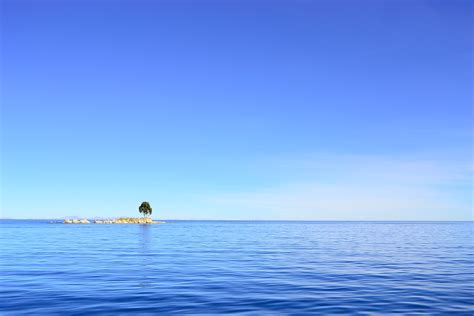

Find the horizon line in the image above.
[{"left": 1, "top": 218, "right": 472, "bottom": 222}]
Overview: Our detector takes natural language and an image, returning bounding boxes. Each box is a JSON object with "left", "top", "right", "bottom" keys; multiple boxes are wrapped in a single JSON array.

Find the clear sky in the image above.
[{"left": 1, "top": 0, "right": 472, "bottom": 220}]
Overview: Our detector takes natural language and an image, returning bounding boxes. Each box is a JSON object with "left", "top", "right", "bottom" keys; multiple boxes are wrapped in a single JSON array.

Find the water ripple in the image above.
[{"left": 1, "top": 220, "right": 473, "bottom": 314}]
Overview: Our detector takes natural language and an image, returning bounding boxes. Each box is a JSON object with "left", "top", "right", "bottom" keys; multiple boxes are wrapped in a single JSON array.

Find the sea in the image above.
[{"left": 0, "top": 220, "right": 473, "bottom": 314}]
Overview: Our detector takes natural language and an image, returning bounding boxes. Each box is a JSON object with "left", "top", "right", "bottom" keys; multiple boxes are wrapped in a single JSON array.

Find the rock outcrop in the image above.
[
  {"left": 94, "top": 220, "right": 114, "bottom": 224},
  {"left": 64, "top": 219, "right": 89, "bottom": 224},
  {"left": 113, "top": 217, "right": 154, "bottom": 224},
  {"left": 64, "top": 217, "right": 162, "bottom": 224}
]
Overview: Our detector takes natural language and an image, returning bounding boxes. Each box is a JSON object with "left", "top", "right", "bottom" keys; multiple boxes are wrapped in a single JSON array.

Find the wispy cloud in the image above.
[{"left": 200, "top": 153, "right": 473, "bottom": 220}]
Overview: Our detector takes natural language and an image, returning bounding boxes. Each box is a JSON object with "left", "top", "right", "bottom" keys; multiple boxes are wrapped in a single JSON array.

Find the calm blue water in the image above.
[{"left": 1, "top": 220, "right": 473, "bottom": 314}]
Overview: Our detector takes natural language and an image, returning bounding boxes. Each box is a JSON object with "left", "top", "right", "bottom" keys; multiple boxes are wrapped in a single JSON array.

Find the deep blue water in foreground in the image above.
[{"left": 1, "top": 220, "right": 473, "bottom": 314}]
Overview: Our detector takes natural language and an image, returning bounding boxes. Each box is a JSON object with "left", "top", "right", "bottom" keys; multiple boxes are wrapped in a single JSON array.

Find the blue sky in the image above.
[{"left": 1, "top": 0, "right": 472, "bottom": 220}]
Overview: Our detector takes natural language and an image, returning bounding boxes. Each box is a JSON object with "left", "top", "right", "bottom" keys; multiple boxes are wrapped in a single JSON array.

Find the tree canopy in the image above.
[{"left": 139, "top": 201, "right": 152, "bottom": 217}]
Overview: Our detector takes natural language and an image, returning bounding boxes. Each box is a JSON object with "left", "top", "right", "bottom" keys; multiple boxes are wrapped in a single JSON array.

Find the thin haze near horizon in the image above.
[{"left": 1, "top": 0, "right": 472, "bottom": 220}]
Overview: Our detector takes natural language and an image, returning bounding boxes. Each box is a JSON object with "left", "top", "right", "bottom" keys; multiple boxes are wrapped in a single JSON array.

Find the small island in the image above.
[{"left": 62, "top": 201, "right": 164, "bottom": 224}]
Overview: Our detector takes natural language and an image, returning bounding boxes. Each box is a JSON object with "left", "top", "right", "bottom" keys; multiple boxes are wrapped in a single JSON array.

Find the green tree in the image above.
[{"left": 139, "top": 201, "right": 152, "bottom": 218}]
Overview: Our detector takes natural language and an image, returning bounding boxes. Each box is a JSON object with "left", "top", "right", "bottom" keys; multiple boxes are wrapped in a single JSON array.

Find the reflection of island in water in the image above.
[{"left": 138, "top": 224, "right": 153, "bottom": 289}]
